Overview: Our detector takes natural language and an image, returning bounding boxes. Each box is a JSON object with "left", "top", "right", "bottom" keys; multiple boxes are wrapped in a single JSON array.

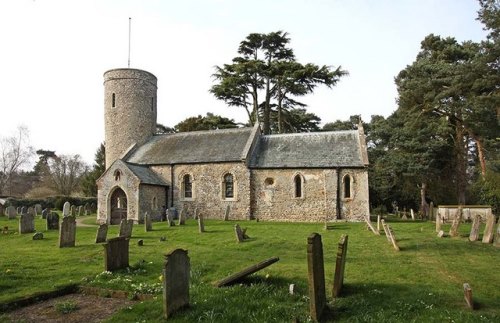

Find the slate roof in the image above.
[
  {"left": 127, "top": 127, "right": 255, "bottom": 165},
  {"left": 126, "top": 163, "right": 168, "bottom": 186},
  {"left": 249, "top": 130, "right": 367, "bottom": 168}
]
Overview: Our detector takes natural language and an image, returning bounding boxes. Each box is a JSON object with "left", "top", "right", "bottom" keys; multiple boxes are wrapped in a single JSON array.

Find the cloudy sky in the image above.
[{"left": 0, "top": 0, "right": 487, "bottom": 165}]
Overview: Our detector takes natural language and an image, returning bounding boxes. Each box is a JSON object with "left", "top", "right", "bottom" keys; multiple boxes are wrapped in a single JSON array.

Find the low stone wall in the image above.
[{"left": 437, "top": 205, "right": 493, "bottom": 222}]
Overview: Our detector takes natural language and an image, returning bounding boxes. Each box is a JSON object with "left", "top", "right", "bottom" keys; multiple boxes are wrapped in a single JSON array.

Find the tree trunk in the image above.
[
  {"left": 420, "top": 182, "right": 429, "bottom": 219},
  {"left": 454, "top": 120, "right": 467, "bottom": 204},
  {"left": 277, "top": 85, "right": 283, "bottom": 133},
  {"left": 263, "top": 76, "right": 271, "bottom": 135},
  {"left": 470, "top": 133, "right": 487, "bottom": 179}
]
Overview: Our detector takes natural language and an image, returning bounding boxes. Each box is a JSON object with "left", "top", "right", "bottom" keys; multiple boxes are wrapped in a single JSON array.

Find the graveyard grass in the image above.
[{"left": 0, "top": 215, "right": 499, "bottom": 322}]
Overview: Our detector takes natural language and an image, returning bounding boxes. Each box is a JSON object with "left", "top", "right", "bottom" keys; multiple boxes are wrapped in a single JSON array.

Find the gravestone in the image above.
[
  {"left": 463, "top": 283, "right": 474, "bottom": 309},
  {"left": 436, "top": 211, "right": 442, "bottom": 232},
  {"left": 307, "top": 233, "right": 326, "bottom": 322},
  {"left": 78, "top": 205, "right": 84, "bottom": 216},
  {"left": 20, "top": 206, "right": 26, "bottom": 215},
  {"left": 381, "top": 220, "right": 391, "bottom": 242},
  {"left": 214, "top": 257, "right": 280, "bottom": 287},
  {"left": 377, "top": 215, "right": 381, "bottom": 232},
  {"left": 429, "top": 201, "right": 435, "bottom": 220},
  {"left": 449, "top": 207, "right": 463, "bottom": 237},
  {"left": 145, "top": 212, "right": 153, "bottom": 232},
  {"left": 468, "top": 215, "right": 481, "bottom": 242},
  {"left": 118, "top": 219, "right": 133, "bottom": 238},
  {"left": 90, "top": 203, "right": 96, "bottom": 213},
  {"left": 167, "top": 212, "right": 176, "bottom": 227},
  {"left": 34, "top": 204, "right": 42, "bottom": 216},
  {"left": 95, "top": 224, "right": 108, "bottom": 243},
  {"left": 178, "top": 209, "right": 185, "bottom": 225},
  {"left": 364, "top": 216, "right": 380, "bottom": 235},
  {"left": 19, "top": 213, "right": 35, "bottom": 234},
  {"left": 84, "top": 203, "right": 90, "bottom": 215},
  {"left": 482, "top": 211, "right": 495, "bottom": 244},
  {"left": 493, "top": 223, "right": 500, "bottom": 248},
  {"left": 224, "top": 205, "right": 230, "bottom": 221},
  {"left": 410, "top": 209, "right": 415, "bottom": 220},
  {"left": 7, "top": 206, "right": 16, "bottom": 219},
  {"left": 103, "top": 236, "right": 129, "bottom": 271},
  {"left": 32, "top": 232, "right": 43, "bottom": 240},
  {"left": 193, "top": 208, "right": 198, "bottom": 220},
  {"left": 41, "top": 208, "right": 48, "bottom": 219},
  {"left": 62, "top": 201, "right": 71, "bottom": 217},
  {"left": 198, "top": 215, "right": 205, "bottom": 233},
  {"left": 0, "top": 204, "right": 3, "bottom": 216},
  {"left": 137, "top": 239, "right": 144, "bottom": 246},
  {"left": 59, "top": 216, "right": 76, "bottom": 248},
  {"left": 384, "top": 223, "right": 400, "bottom": 251},
  {"left": 234, "top": 224, "right": 245, "bottom": 242},
  {"left": 163, "top": 249, "right": 190, "bottom": 319},
  {"left": 437, "top": 230, "right": 445, "bottom": 238},
  {"left": 46, "top": 212, "right": 60, "bottom": 230},
  {"left": 401, "top": 213, "right": 408, "bottom": 220},
  {"left": 332, "top": 234, "right": 348, "bottom": 298},
  {"left": 16, "top": 206, "right": 21, "bottom": 215},
  {"left": 27, "top": 207, "right": 35, "bottom": 217}
]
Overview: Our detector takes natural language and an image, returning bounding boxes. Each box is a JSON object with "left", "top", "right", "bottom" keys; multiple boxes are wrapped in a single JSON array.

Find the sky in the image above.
[{"left": 0, "top": 0, "right": 488, "bottom": 166}]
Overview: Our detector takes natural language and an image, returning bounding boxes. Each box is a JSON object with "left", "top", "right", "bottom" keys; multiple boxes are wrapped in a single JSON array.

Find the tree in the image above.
[
  {"left": 32, "top": 149, "right": 56, "bottom": 176},
  {"left": 156, "top": 123, "right": 176, "bottom": 134},
  {"left": 210, "top": 31, "right": 347, "bottom": 134},
  {"left": 270, "top": 107, "right": 321, "bottom": 133},
  {"left": 174, "top": 113, "right": 239, "bottom": 132},
  {"left": 80, "top": 143, "right": 105, "bottom": 197},
  {"left": 48, "top": 154, "right": 88, "bottom": 196},
  {"left": 0, "top": 126, "right": 34, "bottom": 195},
  {"left": 322, "top": 115, "right": 361, "bottom": 131}
]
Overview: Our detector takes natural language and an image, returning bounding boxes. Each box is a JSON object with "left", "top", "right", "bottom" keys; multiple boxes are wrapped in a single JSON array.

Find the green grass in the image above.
[{"left": 0, "top": 214, "right": 498, "bottom": 322}]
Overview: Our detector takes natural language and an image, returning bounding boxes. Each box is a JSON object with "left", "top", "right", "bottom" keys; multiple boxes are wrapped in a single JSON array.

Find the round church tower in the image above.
[{"left": 103, "top": 68, "right": 157, "bottom": 169}]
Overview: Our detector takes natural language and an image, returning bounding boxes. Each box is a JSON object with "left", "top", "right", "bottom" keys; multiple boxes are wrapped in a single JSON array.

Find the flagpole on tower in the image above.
[{"left": 128, "top": 17, "right": 131, "bottom": 68}]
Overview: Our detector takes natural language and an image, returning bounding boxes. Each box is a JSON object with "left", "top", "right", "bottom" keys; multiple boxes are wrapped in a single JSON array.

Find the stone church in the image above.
[{"left": 97, "top": 68, "right": 370, "bottom": 224}]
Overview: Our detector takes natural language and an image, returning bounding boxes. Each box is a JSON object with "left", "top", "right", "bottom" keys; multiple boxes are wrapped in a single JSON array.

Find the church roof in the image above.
[
  {"left": 126, "top": 163, "right": 168, "bottom": 185},
  {"left": 249, "top": 130, "right": 367, "bottom": 168},
  {"left": 127, "top": 127, "right": 255, "bottom": 165}
]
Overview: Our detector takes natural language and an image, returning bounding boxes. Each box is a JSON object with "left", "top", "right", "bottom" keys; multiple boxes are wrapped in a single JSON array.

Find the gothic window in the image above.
[
  {"left": 112, "top": 93, "right": 116, "bottom": 108},
  {"left": 114, "top": 170, "right": 121, "bottom": 181},
  {"left": 344, "top": 175, "right": 351, "bottom": 199},
  {"left": 183, "top": 174, "right": 192, "bottom": 198},
  {"left": 223, "top": 173, "right": 234, "bottom": 199},
  {"left": 294, "top": 174, "right": 304, "bottom": 198}
]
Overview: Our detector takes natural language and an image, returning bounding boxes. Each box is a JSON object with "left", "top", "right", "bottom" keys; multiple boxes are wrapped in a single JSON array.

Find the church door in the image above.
[{"left": 110, "top": 188, "right": 127, "bottom": 225}]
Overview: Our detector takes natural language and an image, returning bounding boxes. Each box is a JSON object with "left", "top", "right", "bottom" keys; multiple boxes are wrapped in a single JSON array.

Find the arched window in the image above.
[
  {"left": 223, "top": 173, "right": 234, "bottom": 198},
  {"left": 114, "top": 170, "right": 121, "bottom": 181},
  {"left": 183, "top": 174, "right": 192, "bottom": 198},
  {"left": 152, "top": 196, "right": 157, "bottom": 210},
  {"left": 294, "top": 174, "right": 303, "bottom": 198},
  {"left": 344, "top": 175, "right": 351, "bottom": 199}
]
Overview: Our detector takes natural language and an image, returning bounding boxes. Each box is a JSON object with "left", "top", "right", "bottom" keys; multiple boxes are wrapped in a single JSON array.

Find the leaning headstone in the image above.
[
  {"left": 214, "top": 257, "right": 280, "bottom": 287},
  {"left": 70, "top": 205, "right": 76, "bottom": 216},
  {"left": 449, "top": 206, "right": 463, "bottom": 237},
  {"left": 385, "top": 224, "right": 400, "bottom": 251},
  {"left": 78, "top": 205, "right": 84, "bottom": 216},
  {"left": 436, "top": 210, "right": 442, "bottom": 232},
  {"left": 178, "top": 209, "right": 185, "bottom": 225},
  {"left": 118, "top": 219, "right": 133, "bottom": 238},
  {"left": 62, "top": 202, "right": 71, "bottom": 217},
  {"left": 7, "top": 206, "right": 16, "bottom": 219},
  {"left": 468, "top": 215, "right": 481, "bottom": 242},
  {"left": 381, "top": 220, "right": 391, "bottom": 242},
  {"left": 103, "top": 236, "right": 129, "bottom": 271},
  {"left": 437, "top": 230, "right": 445, "bottom": 238},
  {"left": 19, "top": 213, "right": 35, "bottom": 234},
  {"left": 463, "top": 283, "right": 474, "bottom": 309},
  {"left": 32, "top": 232, "right": 43, "bottom": 240},
  {"left": 95, "top": 224, "right": 108, "bottom": 243},
  {"left": 59, "top": 216, "right": 76, "bottom": 248},
  {"left": 41, "top": 208, "right": 48, "bottom": 219},
  {"left": 224, "top": 205, "right": 230, "bottom": 221},
  {"left": 163, "top": 249, "right": 190, "bottom": 319},
  {"left": 234, "top": 224, "right": 245, "bottom": 242},
  {"left": 198, "top": 215, "right": 205, "bottom": 233},
  {"left": 493, "top": 223, "right": 500, "bottom": 248},
  {"left": 482, "top": 211, "right": 495, "bottom": 244},
  {"left": 364, "top": 216, "right": 380, "bottom": 235},
  {"left": 47, "top": 212, "right": 60, "bottom": 230},
  {"left": 34, "top": 204, "right": 42, "bottom": 216},
  {"left": 410, "top": 209, "right": 415, "bottom": 220},
  {"left": 145, "top": 212, "right": 153, "bottom": 232},
  {"left": 332, "top": 234, "right": 348, "bottom": 298},
  {"left": 307, "top": 233, "right": 326, "bottom": 322}
]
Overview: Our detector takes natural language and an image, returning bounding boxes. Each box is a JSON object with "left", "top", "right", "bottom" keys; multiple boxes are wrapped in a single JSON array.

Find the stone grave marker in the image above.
[
  {"left": 19, "top": 213, "right": 35, "bottom": 234},
  {"left": 27, "top": 207, "right": 35, "bottom": 217},
  {"left": 7, "top": 206, "right": 16, "bottom": 219},
  {"left": 449, "top": 207, "right": 463, "bottom": 237},
  {"left": 377, "top": 215, "right": 381, "bottom": 232},
  {"left": 16, "top": 206, "right": 21, "bottom": 215},
  {"left": 482, "top": 211, "right": 495, "bottom": 244},
  {"left": 332, "top": 234, "right": 348, "bottom": 298},
  {"left": 307, "top": 233, "right": 326, "bottom": 322},
  {"left": 468, "top": 215, "right": 481, "bottom": 242},
  {"left": 90, "top": 203, "right": 96, "bottom": 213},
  {"left": 0, "top": 204, "right": 3, "bottom": 216},
  {"left": 198, "top": 215, "right": 205, "bottom": 233},
  {"left": 167, "top": 211, "right": 176, "bottom": 227},
  {"left": 193, "top": 208, "right": 198, "bottom": 220},
  {"left": 163, "top": 249, "right": 190, "bottom": 319},
  {"left": 95, "top": 224, "right": 108, "bottom": 243},
  {"left": 46, "top": 212, "right": 60, "bottom": 230},
  {"left": 62, "top": 201, "right": 71, "bottom": 217},
  {"left": 20, "top": 206, "right": 26, "bottom": 215},
  {"left": 78, "top": 205, "right": 84, "bottom": 216},
  {"left": 401, "top": 212, "right": 408, "bottom": 220},
  {"left": 388, "top": 226, "right": 400, "bottom": 251},
  {"left": 84, "top": 203, "right": 90, "bottom": 215},
  {"left": 34, "top": 204, "right": 42, "bottom": 216},
  {"left": 224, "top": 205, "right": 230, "bottom": 221},
  {"left": 145, "top": 212, "right": 153, "bottom": 232},
  {"left": 59, "top": 216, "right": 76, "bottom": 248},
  {"left": 493, "top": 223, "right": 500, "bottom": 248},
  {"left": 214, "top": 257, "right": 279, "bottom": 287},
  {"left": 41, "top": 208, "right": 48, "bottom": 219},
  {"left": 32, "top": 232, "right": 43, "bottom": 240},
  {"left": 364, "top": 216, "right": 380, "bottom": 235},
  {"left": 429, "top": 201, "right": 435, "bottom": 220},
  {"left": 381, "top": 219, "right": 391, "bottom": 241},
  {"left": 410, "top": 209, "right": 415, "bottom": 220},
  {"left": 436, "top": 211, "right": 442, "bottom": 232},
  {"left": 178, "top": 208, "right": 186, "bottom": 225},
  {"left": 118, "top": 219, "right": 134, "bottom": 238},
  {"left": 234, "top": 224, "right": 245, "bottom": 242},
  {"left": 437, "top": 230, "right": 445, "bottom": 238},
  {"left": 103, "top": 236, "right": 129, "bottom": 271},
  {"left": 70, "top": 205, "right": 76, "bottom": 216},
  {"left": 463, "top": 283, "right": 474, "bottom": 309}
]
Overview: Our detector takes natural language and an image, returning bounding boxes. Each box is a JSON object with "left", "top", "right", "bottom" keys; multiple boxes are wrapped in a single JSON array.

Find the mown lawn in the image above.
[{"left": 0, "top": 214, "right": 498, "bottom": 322}]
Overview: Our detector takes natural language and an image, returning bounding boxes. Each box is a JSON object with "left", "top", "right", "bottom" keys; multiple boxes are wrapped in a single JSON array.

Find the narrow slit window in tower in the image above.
[
  {"left": 151, "top": 97, "right": 154, "bottom": 111},
  {"left": 112, "top": 93, "right": 116, "bottom": 108},
  {"left": 294, "top": 174, "right": 302, "bottom": 198},
  {"left": 344, "top": 175, "right": 351, "bottom": 198}
]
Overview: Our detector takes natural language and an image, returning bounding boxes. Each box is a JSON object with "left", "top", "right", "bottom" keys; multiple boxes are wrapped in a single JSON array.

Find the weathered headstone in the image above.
[
  {"left": 482, "top": 211, "right": 495, "bottom": 244},
  {"left": 7, "top": 206, "right": 16, "bottom": 219},
  {"left": 34, "top": 204, "right": 42, "bottom": 216},
  {"left": 193, "top": 208, "right": 198, "bottom": 220},
  {"left": 0, "top": 204, "right": 4, "bottom": 216},
  {"left": 401, "top": 212, "right": 408, "bottom": 220},
  {"left": 364, "top": 216, "right": 380, "bottom": 235},
  {"left": 118, "top": 219, "right": 133, "bottom": 238},
  {"left": 307, "top": 233, "right": 326, "bottom": 322},
  {"left": 332, "top": 234, "right": 348, "bottom": 298},
  {"left": 198, "top": 215, "right": 204, "bottom": 233},
  {"left": 167, "top": 211, "right": 176, "bottom": 227},
  {"left": 95, "top": 223, "right": 108, "bottom": 243},
  {"left": 145, "top": 212, "right": 153, "bottom": 232},
  {"left": 20, "top": 206, "right": 26, "bottom": 215},
  {"left": 178, "top": 209, "right": 186, "bottom": 225},
  {"left": 410, "top": 209, "right": 415, "bottom": 220},
  {"left": 90, "top": 203, "right": 96, "bottom": 213},
  {"left": 70, "top": 205, "right": 76, "bottom": 216},
  {"left": 468, "top": 215, "right": 481, "bottom": 242},
  {"left": 289, "top": 284, "right": 295, "bottom": 295},
  {"left": 224, "top": 205, "right": 230, "bottom": 221},
  {"left": 449, "top": 206, "right": 463, "bottom": 237},
  {"left": 377, "top": 215, "right": 381, "bottom": 232},
  {"left": 78, "top": 205, "right": 84, "bottom": 216},
  {"left": 429, "top": 201, "right": 435, "bottom": 220},
  {"left": 234, "top": 224, "right": 245, "bottom": 242},
  {"left": 62, "top": 201, "right": 71, "bottom": 217},
  {"left": 41, "top": 208, "right": 48, "bottom": 219},
  {"left": 214, "top": 257, "right": 279, "bottom": 287},
  {"left": 32, "top": 232, "right": 43, "bottom": 240},
  {"left": 437, "top": 230, "right": 445, "bottom": 238},
  {"left": 58, "top": 216, "right": 76, "bottom": 248},
  {"left": 84, "top": 203, "right": 90, "bottom": 215},
  {"left": 436, "top": 210, "right": 442, "bottom": 232},
  {"left": 27, "top": 207, "right": 35, "bottom": 217},
  {"left": 103, "top": 236, "right": 129, "bottom": 271},
  {"left": 46, "top": 212, "right": 60, "bottom": 230},
  {"left": 16, "top": 206, "right": 21, "bottom": 215},
  {"left": 384, "top": 224, "right": 400, "bottom": 251},
  {"left": 163, "top": 249, "right": 190, "bottom": 319},
  {"left": 19, "top": 213, "right": 35, "bottom": 234},
  {"left": 381, "top": 220, "right": 391, "bottom": 242},
  {"left": 463, "top": 283, "right": 474, "bottom": 309},
  {"left": 493, "top": 222, "right": 500, "bottom": 248}
]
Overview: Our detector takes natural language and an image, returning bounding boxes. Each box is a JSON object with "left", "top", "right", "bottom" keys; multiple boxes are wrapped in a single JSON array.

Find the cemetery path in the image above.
[{"left": 75, "top": 217, "right": 96, "bottom": 228}]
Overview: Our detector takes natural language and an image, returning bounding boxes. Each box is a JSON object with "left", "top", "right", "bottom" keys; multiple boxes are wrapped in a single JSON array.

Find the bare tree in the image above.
[
  {"left": 0, "top": 126, "right": 34, "bottom": 195},
  {"left": 48, "top": 154, "right": 88, "bottom": 196}
]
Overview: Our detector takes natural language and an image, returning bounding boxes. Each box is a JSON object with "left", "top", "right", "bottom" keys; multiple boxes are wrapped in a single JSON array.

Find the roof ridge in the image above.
[
  {"left": 153, "top": 127, "right": 252, "bottom": 139},
  {"left": 262, "top": 130, "right": 357, "bottom": 138}
]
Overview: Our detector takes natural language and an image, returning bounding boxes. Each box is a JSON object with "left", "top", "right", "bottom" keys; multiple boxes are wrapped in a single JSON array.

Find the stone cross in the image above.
[
  {"left": 198, "top": 215, "right": 205, "bottom": 233},
  {"left": 62, "top": 201, "right": 71, "bottom": 217},
  {"left": 59, "top": 216, "right": 76, "bottom": 248},
  {"left": 307, "top": 233, "right": 326, "bottom": 322},
  {"left": 6, "top": 206, "right": 16, "bottom": 219},
  {"left": 449, "top": 206, "right": 463, "bottom": 237},
  {"left": 118, "top": 219, "right": 133, "bottom": 238},
  {"left": 103, "top": 236, "right": 129, "bottom": 271},
  {"left": 224, "top": 205, "right": 230, "bottom": 221},
  {"left": 482, "top": 210, "right": 495, "bottom": 244},
  {"left": 493, "top": 222, "right": 500, "bottom": 248},
  {"left": 95, "top": 224, "right": 108, "bottom": 243},
  {"left": 463, "top": 283, "right": 474, "bottom": 310},
  {"left": 468, "top": 215, "right": 481, "bottom": 242},
  {"left": 332, "top": 234, "right": 348, "bottom": 298},
  {"left": 19, "top": 213, "right": 35, "bottom": 234},
  {"left": 46, "top": 212, "right": 60, "bottom": 230},
  {"left": 145, "top": 212, "right": 153, "bottom": 232},
  {"left": 163, "top": 249, "right": 190, "bottom": 319}
]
